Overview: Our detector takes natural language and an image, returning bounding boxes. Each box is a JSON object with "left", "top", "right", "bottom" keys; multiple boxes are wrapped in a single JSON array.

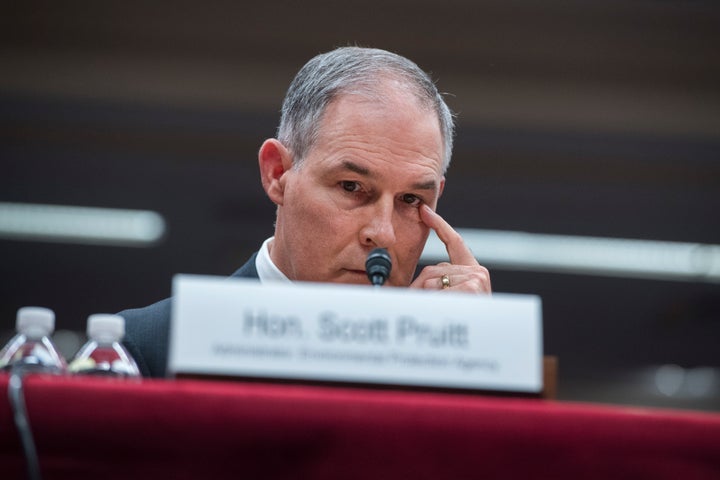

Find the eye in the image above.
[
  {"left": 340, "top": 181, "right": 361, "bottom": 193},
  {"left": 401, "top": 193, "right": 422, "bottom": 207}
]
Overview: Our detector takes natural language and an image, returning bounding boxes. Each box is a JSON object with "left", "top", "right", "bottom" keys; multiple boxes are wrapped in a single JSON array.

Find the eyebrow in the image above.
[
  {"left": 339, "top": 160, "right": 438, "bottom": 191},
  {"left": 341, "top": 160, "right": 371, "bottom": 176},
  {"left": 412, "top": 179, "right": 438, "bottom": 191}
]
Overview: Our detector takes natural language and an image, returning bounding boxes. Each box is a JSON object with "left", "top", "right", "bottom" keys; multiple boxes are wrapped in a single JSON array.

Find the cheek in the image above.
[
  {"left": 395, "top": 217, "right": 430, "bottom": 262},
  {"left": 286, "top": 189, "right": 355, "bottom": 243},
  {"left": 402, "top": 210, "right": 430, "bottom": 240}
]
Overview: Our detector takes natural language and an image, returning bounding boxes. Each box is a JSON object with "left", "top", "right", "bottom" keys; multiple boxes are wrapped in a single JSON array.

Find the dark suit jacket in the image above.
[{"left": 120, "top": 253, "right": 259, "bottom": 378}]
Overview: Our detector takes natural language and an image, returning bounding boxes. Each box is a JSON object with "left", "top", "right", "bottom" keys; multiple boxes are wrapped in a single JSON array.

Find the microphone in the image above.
[{"left": 366, "top": 248, "right": 392, "bottom": 286}]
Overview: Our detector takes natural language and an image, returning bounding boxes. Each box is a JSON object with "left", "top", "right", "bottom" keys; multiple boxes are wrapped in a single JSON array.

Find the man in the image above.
[{"left": 121, "top": 46, "right": 491, "bottom": 378}]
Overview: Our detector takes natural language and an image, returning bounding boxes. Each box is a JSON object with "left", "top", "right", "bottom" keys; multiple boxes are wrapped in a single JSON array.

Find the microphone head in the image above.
[{"left": 366, "top": 248, "right": 392, "bottom": 286}]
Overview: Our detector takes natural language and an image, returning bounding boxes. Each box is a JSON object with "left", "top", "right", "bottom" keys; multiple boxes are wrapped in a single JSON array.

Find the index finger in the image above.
[{"left": 420, "top": 204, "right": 478, "bottom": 266}]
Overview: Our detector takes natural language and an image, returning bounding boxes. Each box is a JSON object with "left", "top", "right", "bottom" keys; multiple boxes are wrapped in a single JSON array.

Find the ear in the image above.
[
  {"left": 258, "top": 139, "right": 293, "bottom": 206},
  {"left": 438, "top": 176, "right": 445, "bottom": 198}
]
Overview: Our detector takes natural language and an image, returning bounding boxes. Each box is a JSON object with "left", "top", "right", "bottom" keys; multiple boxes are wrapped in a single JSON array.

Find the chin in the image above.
[{"left": 338, "top": 270, "right": 371, "bottom": 285}]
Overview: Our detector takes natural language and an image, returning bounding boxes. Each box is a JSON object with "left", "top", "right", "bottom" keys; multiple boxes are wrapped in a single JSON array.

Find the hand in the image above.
[{"left": 409, "top": 204, "right": 492, "bottom": 294}]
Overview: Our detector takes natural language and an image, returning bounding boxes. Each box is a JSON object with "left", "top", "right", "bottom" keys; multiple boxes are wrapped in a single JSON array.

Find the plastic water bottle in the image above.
[
  {"left": 69, "top": 314, "right": 141, "bottom": 378},
  {"left": 0, "top": 306, "right": 67, "bottom": 374}
]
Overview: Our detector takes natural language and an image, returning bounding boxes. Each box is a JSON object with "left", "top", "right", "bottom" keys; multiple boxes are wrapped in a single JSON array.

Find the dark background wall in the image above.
[{"left": 2, "top": 0, "right": 719, "bottom": 410}]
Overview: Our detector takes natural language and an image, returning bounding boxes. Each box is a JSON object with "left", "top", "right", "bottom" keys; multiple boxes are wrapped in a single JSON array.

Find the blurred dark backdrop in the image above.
[{"left": 2, "top": 0, "right": 719, "bottom": 410}]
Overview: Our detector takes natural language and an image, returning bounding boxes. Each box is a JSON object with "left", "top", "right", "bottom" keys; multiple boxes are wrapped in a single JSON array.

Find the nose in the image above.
[{"left": 359, "top": 198, "right": 396, "bottom": 248}]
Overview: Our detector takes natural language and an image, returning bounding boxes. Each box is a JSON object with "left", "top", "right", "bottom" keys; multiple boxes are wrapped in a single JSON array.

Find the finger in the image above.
[
  {"left": 420, "top": 204, "right": 478, "bottom": 266},
  {"left": 410, "top": 265, "right": 492, "bottom": 294},
  {"left": 411, "top": 273, "right": 490, "bottom": 294},
  {"left": 452, "top": 268, "right": 491, "bottom": 294}
]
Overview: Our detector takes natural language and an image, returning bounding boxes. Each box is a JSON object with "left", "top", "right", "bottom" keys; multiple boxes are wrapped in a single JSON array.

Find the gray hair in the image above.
[{"left": 277, "top": 46, "right": 455, "bottom": 173}]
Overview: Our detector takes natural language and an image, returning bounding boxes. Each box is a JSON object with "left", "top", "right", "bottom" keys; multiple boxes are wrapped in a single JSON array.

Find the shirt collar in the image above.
[{"left": 255, "top": 236, "right": 292, "bottom": 283}]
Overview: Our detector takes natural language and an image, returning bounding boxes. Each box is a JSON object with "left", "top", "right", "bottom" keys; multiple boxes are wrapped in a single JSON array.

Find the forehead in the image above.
[{"left": 308, "top": 89, "right": 444, "bottom": 175}]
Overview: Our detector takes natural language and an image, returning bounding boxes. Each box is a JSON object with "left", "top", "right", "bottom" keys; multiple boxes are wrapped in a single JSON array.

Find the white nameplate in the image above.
[{"left": 168, "top": 274, "right": 543, "bottom": 393}]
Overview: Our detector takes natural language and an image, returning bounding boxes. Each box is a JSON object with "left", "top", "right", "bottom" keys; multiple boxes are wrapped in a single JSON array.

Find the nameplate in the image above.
[{"left": 167, "top": 275, "right": 543, "bottom": 393}]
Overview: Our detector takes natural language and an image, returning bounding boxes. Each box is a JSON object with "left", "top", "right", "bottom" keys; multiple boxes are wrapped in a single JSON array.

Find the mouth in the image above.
[{"left": 344, "top": 269, "right": 371, "bottom": 283}]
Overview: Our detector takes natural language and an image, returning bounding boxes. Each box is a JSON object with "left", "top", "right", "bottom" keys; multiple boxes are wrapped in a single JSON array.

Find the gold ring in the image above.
[{"left": 441, "top": 274, "right": 450, "bottom": 289}]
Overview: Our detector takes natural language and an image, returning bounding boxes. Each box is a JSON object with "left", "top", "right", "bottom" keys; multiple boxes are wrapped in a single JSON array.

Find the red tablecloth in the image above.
[{"left": 1, "top": 374, "right": 719, "bottom": 479}]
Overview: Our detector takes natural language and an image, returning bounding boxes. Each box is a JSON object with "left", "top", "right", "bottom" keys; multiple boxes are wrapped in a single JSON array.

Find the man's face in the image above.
[{"left": 269, "top": 87, "right": 445, "bottom": 286}]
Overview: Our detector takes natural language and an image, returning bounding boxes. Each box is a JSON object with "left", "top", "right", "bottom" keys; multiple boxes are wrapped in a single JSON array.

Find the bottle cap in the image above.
[
  {"left": 87, "top": 314, "right": 126, "bottom": 342},
  {"left": 16, "top": 306, "right": 56, "bottom": 337}
]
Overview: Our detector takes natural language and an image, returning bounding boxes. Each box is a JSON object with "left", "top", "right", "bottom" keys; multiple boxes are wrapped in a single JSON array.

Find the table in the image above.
[{"left": 2, "top": 374, "right": 719, "bottom": 479}]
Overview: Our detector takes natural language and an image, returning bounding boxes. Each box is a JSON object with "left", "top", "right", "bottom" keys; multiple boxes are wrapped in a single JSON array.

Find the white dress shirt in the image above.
[{"left": 254, "top": 236, "right": 292, "bottom": 283}]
